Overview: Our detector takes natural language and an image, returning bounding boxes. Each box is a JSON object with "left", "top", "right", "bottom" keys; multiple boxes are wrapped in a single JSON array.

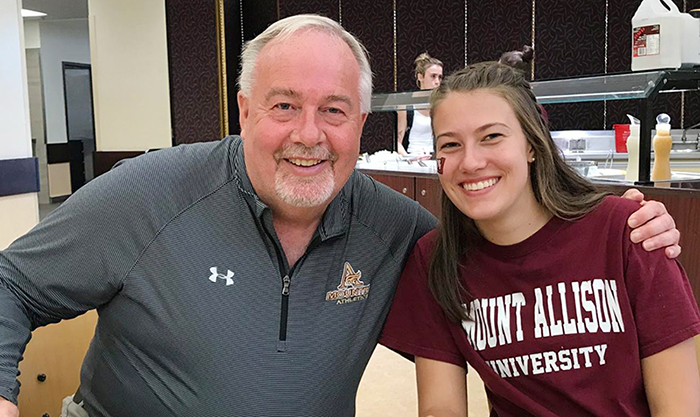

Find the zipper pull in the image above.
[{"left": 282, "top": 275, "right": 291, "bottom": 296}]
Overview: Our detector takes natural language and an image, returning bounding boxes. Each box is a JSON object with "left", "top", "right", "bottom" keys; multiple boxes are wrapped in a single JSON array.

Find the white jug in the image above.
[{"left": 631, "top": 0, "right": 700, "bottom": 71}]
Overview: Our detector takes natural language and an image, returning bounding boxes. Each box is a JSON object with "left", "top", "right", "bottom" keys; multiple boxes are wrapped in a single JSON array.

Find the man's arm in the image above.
[
  {"left": 621, "top": 189, "right": 681, "bottom": 258},
  {"left": 642, "top": 338, "right": 700, "bottom": 417},
  {"left": 416, "top": 357, "right": 467, "bottom": 417},
  {"left": 0, "top": 155, "right": 166, "bottom": 404},
  {"left": 0, "top": 208, "right": 118, "bottom": 405},
  {"left": 0, "top": 275, "right": 34, "bottom": 405}
]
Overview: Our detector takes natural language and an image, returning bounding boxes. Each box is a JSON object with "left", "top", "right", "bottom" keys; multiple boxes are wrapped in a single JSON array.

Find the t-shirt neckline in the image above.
[{"left": 477, "top": 215, "right": 569, "bottom": 259}]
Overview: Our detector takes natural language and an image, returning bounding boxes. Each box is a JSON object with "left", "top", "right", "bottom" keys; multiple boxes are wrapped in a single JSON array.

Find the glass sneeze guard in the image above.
[
  {"left": 371, "top": 90, "right": 432, "bottom": 112},
  {"left": 531, "top": 71, "right": 663, "bottom": 104},
  {"left": 370, "top": 69, "right": 700, "bottom": 184},
  {"left": 371, "top": 70, "right": 700, "bottom": 110}
]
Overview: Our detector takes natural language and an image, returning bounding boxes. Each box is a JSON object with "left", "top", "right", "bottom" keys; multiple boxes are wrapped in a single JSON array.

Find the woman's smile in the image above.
[{"left": 460, "top": 177, "right": 500, "bottom": 192}]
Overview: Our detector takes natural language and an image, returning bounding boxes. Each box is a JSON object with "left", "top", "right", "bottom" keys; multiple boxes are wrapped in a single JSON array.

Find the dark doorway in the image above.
[{"left": 62, "top": 61, "right": 95, "bottom": 192}]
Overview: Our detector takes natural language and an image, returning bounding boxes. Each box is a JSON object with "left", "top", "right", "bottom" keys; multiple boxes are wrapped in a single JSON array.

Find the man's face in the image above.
[{"left": 238, "top": 30, "right": 367, "bottom": 214}]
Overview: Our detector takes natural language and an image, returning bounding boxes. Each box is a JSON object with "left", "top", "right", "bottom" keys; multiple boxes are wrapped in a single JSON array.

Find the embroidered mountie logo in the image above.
[
  {"left": 325, "top": 262, "right": 370, "bottom": 304},
  {"left": 209, "top": 267, "right": 234, "bottom": 286}
]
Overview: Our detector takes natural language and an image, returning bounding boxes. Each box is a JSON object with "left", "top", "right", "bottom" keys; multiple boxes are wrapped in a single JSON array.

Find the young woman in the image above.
[
  {"left": 380, "top": 62, "right": 700, "bottom": 417},
  {"left": 397, "top": 52, "right": 444, "bottom": 156}
]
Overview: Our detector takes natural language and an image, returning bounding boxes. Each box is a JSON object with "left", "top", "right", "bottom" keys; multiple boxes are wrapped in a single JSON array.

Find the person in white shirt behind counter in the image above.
[{"left": 397, "top": 52, "right": 443, "bottom": 156}]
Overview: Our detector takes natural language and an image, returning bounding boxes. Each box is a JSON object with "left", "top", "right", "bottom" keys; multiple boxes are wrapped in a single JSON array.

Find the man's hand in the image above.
[
  {"left": 0, "top": 398, "right": 19, "bottom": 417},
  {"left": 622, "top": 188, "right": 681, "bottom": 259}
]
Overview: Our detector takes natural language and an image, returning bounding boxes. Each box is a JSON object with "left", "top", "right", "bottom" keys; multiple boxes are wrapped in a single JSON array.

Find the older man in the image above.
[{"left": 0, "top": 14, "right": 681, "bottom": 417}]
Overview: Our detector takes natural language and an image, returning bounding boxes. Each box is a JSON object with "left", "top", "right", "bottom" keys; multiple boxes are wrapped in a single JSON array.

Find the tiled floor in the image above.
[{"left": 357, "top": 345, "right": 490, "bottom": 416}]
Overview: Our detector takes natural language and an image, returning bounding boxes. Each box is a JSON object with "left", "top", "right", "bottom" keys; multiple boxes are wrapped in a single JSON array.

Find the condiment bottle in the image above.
[
  {"left": 651, "top": 113, "right": 672, "bottom": 182},
  {"left": 625, "top": 115, "right": 640, "bottom": 182}
]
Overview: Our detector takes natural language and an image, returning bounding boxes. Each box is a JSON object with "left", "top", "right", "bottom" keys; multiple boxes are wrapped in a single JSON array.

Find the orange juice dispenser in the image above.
[{"left": 651, "top": 113, "right": 672, "bottom": 182}]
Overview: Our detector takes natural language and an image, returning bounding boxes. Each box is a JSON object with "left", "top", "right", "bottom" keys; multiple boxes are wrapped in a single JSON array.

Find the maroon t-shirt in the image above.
[{"left": 380, "top": 196, "right": 700, "bottom": 417}]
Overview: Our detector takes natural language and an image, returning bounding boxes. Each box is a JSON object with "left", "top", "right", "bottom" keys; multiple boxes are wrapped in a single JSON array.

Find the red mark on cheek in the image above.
[{"left": 437, "top": 157, "right": 445, "bottom": 174}]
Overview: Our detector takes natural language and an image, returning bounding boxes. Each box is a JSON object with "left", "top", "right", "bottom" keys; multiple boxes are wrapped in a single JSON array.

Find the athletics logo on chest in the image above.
[{"left": 325, "top": 262, "right": 370, "bottom": 304}]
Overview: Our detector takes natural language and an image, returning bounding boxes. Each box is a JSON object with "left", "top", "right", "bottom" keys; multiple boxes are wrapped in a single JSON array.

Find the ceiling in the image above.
[{"left": 22, "top": 0, "right": 88, "bottom": 20}]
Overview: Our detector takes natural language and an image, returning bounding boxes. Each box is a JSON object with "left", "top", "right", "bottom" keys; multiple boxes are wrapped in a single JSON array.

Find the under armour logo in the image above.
[{"left": 209, "top": 267, "right": 234, "bottom": 286}]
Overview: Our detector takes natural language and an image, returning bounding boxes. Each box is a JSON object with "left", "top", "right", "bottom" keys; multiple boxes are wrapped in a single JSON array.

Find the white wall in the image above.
[
  {"left": 88, "top": 0, "right": 172, "bottom": 151},
  {"left": 39, "top": 19, "right": 91, "bottom": 144},
  {"left": 0, "top": 194, "right": 39, "bottom": 250},
  {"left": 23, "top": 19, "right": 40, "bottom": 49},
  {"left": 25, "top": 48, "right": 50, "bottom": 204},
  {"left": 1, "top": 0, "right": 32, "bottom": 159},
  {"left": 0, "top": 0, "right": 39, "bottom": 247}
]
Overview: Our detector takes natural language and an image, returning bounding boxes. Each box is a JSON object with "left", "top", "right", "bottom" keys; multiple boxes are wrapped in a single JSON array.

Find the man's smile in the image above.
[{"left": 286, "top": 158, "right": 324, "bottom": 167}]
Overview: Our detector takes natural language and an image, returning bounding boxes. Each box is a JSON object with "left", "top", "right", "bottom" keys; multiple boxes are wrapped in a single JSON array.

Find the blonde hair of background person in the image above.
[
  {"left": 396, "top": 53, "right": 443, "bottom": 156},
  {"left": 379, "top": 62, "right": 700, "bottom": 417}
]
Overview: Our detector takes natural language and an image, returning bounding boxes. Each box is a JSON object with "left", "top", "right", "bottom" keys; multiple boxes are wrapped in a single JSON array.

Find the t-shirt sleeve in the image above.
[
  {"left": 379, "top": 235, "right": 466, "bottom": 368},
  {"left": 624, "top": 226, "right": 700, "bottom": 358}
]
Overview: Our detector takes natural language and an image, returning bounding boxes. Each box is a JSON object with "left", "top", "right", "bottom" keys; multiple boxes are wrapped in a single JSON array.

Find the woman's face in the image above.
[
  {"left": 433, "top": 89, "right": 538, "bottom": 230},
  {"left": 417, "top": 64, "right": 443, "bottom": 90}
]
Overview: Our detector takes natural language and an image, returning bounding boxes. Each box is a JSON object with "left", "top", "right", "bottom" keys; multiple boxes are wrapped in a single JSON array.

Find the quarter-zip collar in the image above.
[{"left": 230, "top": 136, "right": 352, "bottom": 242}]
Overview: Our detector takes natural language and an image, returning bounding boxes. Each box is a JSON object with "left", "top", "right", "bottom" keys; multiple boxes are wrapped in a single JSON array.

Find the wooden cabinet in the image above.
[
  {"left": 601, "top": 185, "right": 700, "bottom": 305},
  {"left": 415, "top": 177, "right": 442, "bottom": 218},
  {"left": 369, "top": 174, "right": 415, "bottom": 200},
  {"left": 365, "top": 171, "right": 442, "bottom": 218},
  {"left": 17, "top": 312, "right": 97, "bottom": 417}
]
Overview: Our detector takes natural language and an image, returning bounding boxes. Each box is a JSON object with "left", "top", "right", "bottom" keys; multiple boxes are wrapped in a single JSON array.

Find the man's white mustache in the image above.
[{"left": 274, "top": 144, "right": 338, "bottom": 162}]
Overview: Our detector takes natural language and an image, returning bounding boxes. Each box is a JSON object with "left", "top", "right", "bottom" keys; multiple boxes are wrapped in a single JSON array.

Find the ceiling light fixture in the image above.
[{"left": 21, "top": 9, "right": 47, "bottom": 18}]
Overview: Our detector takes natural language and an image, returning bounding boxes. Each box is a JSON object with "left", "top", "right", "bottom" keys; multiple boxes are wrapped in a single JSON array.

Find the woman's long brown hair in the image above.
[{"left": 428, "top": 62, "right": 610, "bottom": 323}]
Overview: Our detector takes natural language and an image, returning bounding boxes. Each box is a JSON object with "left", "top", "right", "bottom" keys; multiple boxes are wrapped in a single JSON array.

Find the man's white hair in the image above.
[{"left": 238, "top": 14, "right": 373, "bottom": 114}]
